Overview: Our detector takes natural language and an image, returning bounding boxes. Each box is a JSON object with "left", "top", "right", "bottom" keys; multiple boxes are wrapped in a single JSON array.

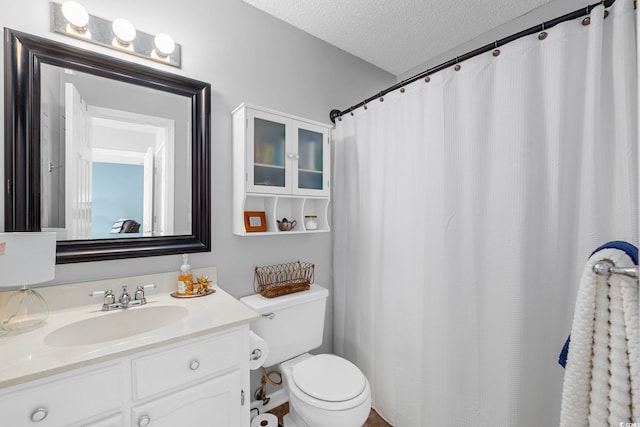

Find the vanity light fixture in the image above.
[
  {"left": 51, "top": 1, "right": 182, "bottom": 68},
  {"left": 61, "top": 0, "right": 89, "bottom": 33},
  {"left": 153, "top": 33, "right": 176, "bottom": 59},
  {"left": 0, "top": 232, "right": 57, "bottom": 334},
  {"left": 112, "top": 18, "right": 136, "bottom": 49}
]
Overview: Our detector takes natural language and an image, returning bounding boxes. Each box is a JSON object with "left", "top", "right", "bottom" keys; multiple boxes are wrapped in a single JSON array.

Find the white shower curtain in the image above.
[{"left": 332, "top": 3, "right": 637, "bottom": 426}]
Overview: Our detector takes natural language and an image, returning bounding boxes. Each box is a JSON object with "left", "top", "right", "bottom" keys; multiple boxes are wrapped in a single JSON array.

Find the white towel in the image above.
[{"left": 560, "top": 247, "right": 640, "bottom": 426}]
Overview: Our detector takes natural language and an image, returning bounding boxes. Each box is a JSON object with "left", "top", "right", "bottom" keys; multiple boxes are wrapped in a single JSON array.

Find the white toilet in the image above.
[{"left": 241, "top": 284, "right": 371, "bottom": 427}]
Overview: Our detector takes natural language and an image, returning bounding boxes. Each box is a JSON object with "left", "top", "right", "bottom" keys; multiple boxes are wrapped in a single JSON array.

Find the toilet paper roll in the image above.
[
  {"left": 249, "top": 330, "right": 269, "bottom": 370},
  {"left": 251, "top": 413, "right": 278, "bottom": 427}
]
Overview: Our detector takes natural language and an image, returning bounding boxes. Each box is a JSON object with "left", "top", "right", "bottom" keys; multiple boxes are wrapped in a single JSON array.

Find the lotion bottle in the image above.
[{"left": 177, "top": 254, "right": 193, "bottom": 295}]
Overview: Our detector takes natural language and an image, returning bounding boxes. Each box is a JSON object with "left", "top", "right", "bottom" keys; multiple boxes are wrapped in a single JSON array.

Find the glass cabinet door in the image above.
[
  {"left": 254, "top": 117, "right": 285, "bottom": 187},
  {"left": 247, "top": 110, "right": 290, "bottom": 193},
  {"left": 297, "top": 128, "right": 323, "bottom": 190},
  {"left": 294, "top": 123, "right": 329, "bottom": 196}
]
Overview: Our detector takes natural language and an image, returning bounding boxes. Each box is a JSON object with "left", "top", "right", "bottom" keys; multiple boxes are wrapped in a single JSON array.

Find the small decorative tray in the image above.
[{"left": 170, "top": 289, "right": 216, "bottom": 298}]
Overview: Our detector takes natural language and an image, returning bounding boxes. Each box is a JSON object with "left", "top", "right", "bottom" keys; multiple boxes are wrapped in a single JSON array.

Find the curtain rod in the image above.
[{"left": 329, "top": 0, "right": 616, "bottom": 124}]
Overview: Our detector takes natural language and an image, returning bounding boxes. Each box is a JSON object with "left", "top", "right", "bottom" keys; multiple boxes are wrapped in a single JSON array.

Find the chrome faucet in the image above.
[
  {"left": 119, "top": 286, "right": 131, "bottom": 307},
  {"left": 91, "top": 284, "right": 156, "bottom": 311}
]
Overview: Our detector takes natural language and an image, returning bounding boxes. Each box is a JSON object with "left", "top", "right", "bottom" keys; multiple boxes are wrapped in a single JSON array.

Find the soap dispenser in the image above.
[{"left": 177, "top": 254, "right": 193, "bottom": 295}]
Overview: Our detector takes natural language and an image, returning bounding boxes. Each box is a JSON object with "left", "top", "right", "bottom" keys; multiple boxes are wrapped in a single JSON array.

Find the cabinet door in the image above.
[
  {"left": 246, "top": 109, "right": 291, "bottom": 194},
  {"left": 293, "top": 122, "right": 330, "bottom": 196},
  {"left": 132, "top": 371, "right": 242, "bottom": 427}
]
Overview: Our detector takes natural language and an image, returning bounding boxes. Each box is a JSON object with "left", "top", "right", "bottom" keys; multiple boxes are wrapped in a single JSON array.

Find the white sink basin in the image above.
[{"left": 44, "top": 305, "right": 188, "bottom": 347}]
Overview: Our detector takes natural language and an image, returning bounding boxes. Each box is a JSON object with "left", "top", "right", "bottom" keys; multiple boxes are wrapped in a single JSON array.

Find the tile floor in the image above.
[{"left": 268, "top": 402, "right": 392, "bottom": 426}]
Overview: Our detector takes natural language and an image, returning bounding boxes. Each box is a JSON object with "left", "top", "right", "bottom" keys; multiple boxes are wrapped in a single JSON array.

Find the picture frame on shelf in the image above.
[{"left": 244, "top": 211, "right": 267, "bottom": 232}]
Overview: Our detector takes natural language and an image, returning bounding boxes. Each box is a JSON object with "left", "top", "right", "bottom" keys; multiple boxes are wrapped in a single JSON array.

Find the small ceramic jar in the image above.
[{"left": 304, "top": 215, "right": 318, "bottom": 230}]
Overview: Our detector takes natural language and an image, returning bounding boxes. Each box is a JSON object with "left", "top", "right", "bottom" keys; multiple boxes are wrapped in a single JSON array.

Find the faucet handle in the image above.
[
  {"left": 133, "top": 284, "right": 156, "bottom": 306},
  {"left": 91, "top": 290, "right": 116, "bottom": 310},
  {"left": 134, "top": 284, "right": 156, "bottom": 300},
  {"left": 90, "top": 289, "right": 115, "bottom": 304},
  {"left": 104, "top": 290, "right": 116, "bottom": 305},
  {"left": 90, "top": 290, "right": 107, "bottom": 297}
]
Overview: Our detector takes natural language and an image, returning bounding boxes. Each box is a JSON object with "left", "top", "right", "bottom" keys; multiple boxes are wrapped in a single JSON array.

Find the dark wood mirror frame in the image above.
[{"left": 4, "top": 28, "right": 211, "bottom": 264}]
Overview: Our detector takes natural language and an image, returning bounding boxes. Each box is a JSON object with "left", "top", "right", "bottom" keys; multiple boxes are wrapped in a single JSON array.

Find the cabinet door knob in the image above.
[
  {"left": 30, "top": 408, "right": 48, "bottom": 422},
  {"left": 138, "top": 415, "right": 151, "bottom": 427},
  {"left": 189, "top": 359, "right": 200, "bottom": 370},
  {"left": 287, "top": 153, "right": 294, "bottom": 159},
  {"left": 293, "top": 153, "right": 300, "bottom": 160}
]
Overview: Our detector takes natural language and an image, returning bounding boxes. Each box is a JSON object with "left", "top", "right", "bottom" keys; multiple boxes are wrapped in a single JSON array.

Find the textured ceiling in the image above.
[{"left": 242, "top": 0, "right": 553, "bottom": 76}]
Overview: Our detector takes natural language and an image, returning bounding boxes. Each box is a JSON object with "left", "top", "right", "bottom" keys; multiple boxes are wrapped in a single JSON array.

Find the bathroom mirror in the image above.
[{"left": 4, "top": 28, "right": 211, "bottom": 263}]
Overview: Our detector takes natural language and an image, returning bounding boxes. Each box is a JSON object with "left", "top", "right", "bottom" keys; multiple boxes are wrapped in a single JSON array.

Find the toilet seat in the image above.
[
  {"left": 292, "top": 354, "right": 366, "bottom": 402},
  {"left": 284, "top": 354, "right": 371, "bottom": 412}
]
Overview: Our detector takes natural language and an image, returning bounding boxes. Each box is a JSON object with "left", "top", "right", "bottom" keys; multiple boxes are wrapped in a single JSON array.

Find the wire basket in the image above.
[{"left": 254, "top": 261, "right": 314, "bottom": 298}]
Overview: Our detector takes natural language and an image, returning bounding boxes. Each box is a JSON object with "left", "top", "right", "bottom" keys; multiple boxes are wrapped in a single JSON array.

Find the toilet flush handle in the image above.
[{"left": 262, "top": 313, "right": 275, "bottom": 320}]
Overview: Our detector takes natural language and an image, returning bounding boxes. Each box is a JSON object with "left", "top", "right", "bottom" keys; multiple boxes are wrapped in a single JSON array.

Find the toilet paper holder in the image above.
[{"left": 248, "top": 330, "right": 269, "bottom": 370}]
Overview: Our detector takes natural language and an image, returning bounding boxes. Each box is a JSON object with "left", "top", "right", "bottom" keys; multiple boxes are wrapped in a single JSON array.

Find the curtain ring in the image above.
[
  {"left": 582, "top": 7, "right": 591, "bottom": 25},
  {"left": 492, "top": 41, "right": 500, "bottom": 57},
  {"left": 379, "top": 92, "right": 384, "bottom": 102},
  {"left": 424, "top": 72, "right": 431, "bottom": 83},
  {"left": 538, "top": 22, "right": 548, "bottom": 40},
  {"left": 363, "top": 102, "right": 368, "bottom": 110},
  {"left": 454, "top": 57, "right": 461, "bottom": 71},
  {"left": 400, "top": 87, "right": 405, "bottom": 93}
]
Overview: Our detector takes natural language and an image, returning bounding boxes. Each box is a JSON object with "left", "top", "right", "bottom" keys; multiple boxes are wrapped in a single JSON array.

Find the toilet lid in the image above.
[{"left": 292, "top": 354, "right": 366, "bottom": 402}]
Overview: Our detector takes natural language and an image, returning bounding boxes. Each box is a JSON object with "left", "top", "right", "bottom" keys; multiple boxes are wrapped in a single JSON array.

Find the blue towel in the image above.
[
  {"left": 590, "top": 240, "right": 638, "bottom": 264},
  {"left": 558, "top": 241, "right": 638, "bottom": 368}
]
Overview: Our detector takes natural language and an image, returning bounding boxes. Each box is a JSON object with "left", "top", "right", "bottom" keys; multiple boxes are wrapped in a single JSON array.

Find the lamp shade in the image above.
[{"left": 0, "top": 232, "right": 56, "bottom": 288}]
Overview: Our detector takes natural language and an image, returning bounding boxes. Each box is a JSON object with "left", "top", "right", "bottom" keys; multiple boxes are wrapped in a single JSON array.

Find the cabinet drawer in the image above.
[
  {"left": 0, "top": 364, "right": 122, "bottom": 427},
  {"left": 132, "top": 329, "right": 242, "bottom": 400}
]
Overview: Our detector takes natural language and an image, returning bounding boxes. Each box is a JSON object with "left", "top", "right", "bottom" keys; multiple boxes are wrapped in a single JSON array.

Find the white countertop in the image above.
[{"left": 0, "top": 283, "right": 259, "bottom": 389}]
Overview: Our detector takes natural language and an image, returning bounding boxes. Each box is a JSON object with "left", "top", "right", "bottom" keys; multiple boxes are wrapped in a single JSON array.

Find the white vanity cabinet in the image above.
[
  {"left": 130, "top": 328, "right": 246, "bottom": 426},
  {"left": 232, "top": 103, "right": 332, "bottom": 235},
  {"left": 0, "top": 325, "right": 250, "bottom": 427}
]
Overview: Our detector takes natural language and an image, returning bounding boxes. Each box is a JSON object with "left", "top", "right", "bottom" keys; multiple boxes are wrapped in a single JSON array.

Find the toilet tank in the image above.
[{"left": 240, "top": 284, "right": 329, "bottom": 367}]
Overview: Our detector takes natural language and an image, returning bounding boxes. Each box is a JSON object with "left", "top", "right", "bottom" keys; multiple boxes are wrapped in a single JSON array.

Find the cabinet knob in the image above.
[
  {"left": 287, "top": 153, "right": 294, "bottom": 159},
  {"left": 293, "top": 153, "right": 300, "bottom": 160},
  {"left": 138, "top": 415, "right": 151, "bottom": 427},
  {"left": 189, "top": 359, "right": 200, "bottom": 370},
  {"left": 30, "top": 408, "right": 48, "bottom": 422}
]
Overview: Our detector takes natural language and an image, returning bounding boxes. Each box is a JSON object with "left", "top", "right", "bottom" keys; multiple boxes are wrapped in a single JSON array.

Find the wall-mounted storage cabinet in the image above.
[{"left": 232, "top": 104, "right": 332, "bottom": 236}]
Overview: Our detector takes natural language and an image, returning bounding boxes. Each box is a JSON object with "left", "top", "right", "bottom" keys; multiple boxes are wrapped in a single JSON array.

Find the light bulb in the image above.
[
  {"left": 112, "top": 18, "right": 136, "bottom": 46},
  {"left": 61, "top": 1, "right": 89, "bottom": 32},
  {"left": 154, "top": 33, "right": 175, "bottom": 57}
]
